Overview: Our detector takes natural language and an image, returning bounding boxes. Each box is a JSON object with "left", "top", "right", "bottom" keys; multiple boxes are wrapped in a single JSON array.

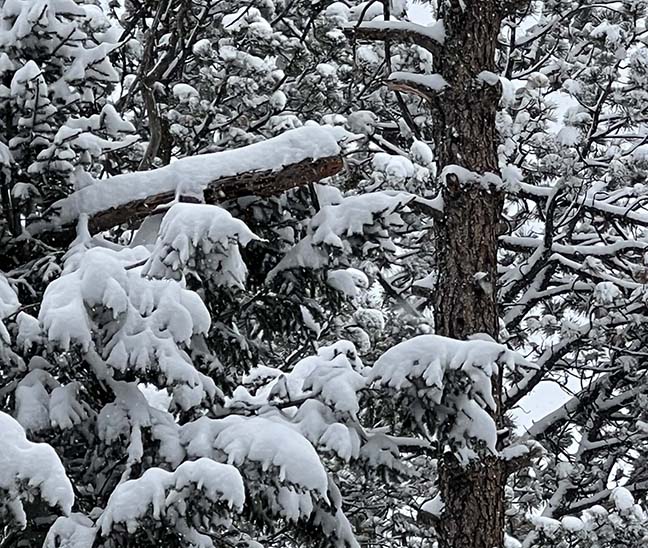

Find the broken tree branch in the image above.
[
  {"left": 343, "top": 20, "right": 445, "bottom": 56},
  {"left": 28, "top": 126, "right": 350, "bottom": 245}
]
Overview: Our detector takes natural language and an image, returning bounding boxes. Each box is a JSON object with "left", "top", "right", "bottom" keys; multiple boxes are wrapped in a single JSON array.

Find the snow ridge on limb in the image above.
[
  {"left": 367, "top": 335, "right": 533, "bottom": 461},
  {"left": 29, "top": 125, "right": 353, "bottom": 241},
  {"left": 386, "top": 71, "right": 449, "bottom": 103}
]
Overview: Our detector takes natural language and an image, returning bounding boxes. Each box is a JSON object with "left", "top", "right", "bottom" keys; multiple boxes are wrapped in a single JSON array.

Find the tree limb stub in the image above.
[
  {"left": 28, "top": 126, "right": 349, "bottom": 245},
  {"left": 343, "top": 20, "right": 445, "bottom": 56}
]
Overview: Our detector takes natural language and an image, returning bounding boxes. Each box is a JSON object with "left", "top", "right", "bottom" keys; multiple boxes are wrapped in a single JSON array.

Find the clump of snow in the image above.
[
  {"left": 420, "top": 494, "right": 444, "bottom": 516},
  {"left": 44, "top": 514, "right": 97, "bottom": 548},
  {"left": 528, "top": 514, "right": 561, "bottom": 535},
  {"left": 611, "top": 486, "right": 636, "bottom": 513},
  {"left": 99, "top": 459, "right": 244, "bottom": 535},
  {"left": 144, "top": 203, "right": 259, "bottom": 288},
  {"left": 182, "top": 415, "right": 329, "bottom": 496},
  {"left": 311, "top": 191, "right": 413, "bottom": 248},
  {"left": 477, "top": 70, "right": 500, "bottom": 86},
  {"left": 327, "top": 268, "right": 369, "bottom": 298},
  {"left": 39, "top": 245, "right": 215, "bottom": 407},
  {"left": 556, "top": 126, "right": 581, "bottom": 146},
  {"left": 561, "top": 515, "right": 585, "bottom": 532},
  {"left": 173, "top": 83, "right": 199, "bottom": 103},
  {"left": 0, "top": 273, "right": 19, "bottom": 351},
  {"left": 410, "top": 140, "right": 434, "bottom": 166},
  {"left": 15, "top": 369, "right": 88, "bottom": 432},
  {"left": 226, "top": 342, "right": 366, "bottom": 462},
  {"left": 232, "top": 341, "right": 365, "bottom": 417},
  {"left": 368, "top": 335, "right": 532, "bottom": 459},
  {"left": 372, "top": 153, "right": 416, "bottom": 182},
  {"left": 0, "top": 411, "right": 74, "bottom": 525}
]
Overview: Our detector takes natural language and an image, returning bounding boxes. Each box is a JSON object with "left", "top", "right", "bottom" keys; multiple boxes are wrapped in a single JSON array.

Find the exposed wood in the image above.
[{"left": 344, "top": 22, "right": 443, "bottom": 56}]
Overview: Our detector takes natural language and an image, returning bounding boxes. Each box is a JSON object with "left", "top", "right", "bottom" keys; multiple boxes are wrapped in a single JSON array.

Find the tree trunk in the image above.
[{"left": 432, "top": 2, "right": 505, "bottom": 548}]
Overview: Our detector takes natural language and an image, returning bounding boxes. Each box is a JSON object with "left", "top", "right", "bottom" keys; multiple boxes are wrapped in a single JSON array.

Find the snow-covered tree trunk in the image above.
[{"left": 432, "top": 2, "right": 505, "bottom": 548}]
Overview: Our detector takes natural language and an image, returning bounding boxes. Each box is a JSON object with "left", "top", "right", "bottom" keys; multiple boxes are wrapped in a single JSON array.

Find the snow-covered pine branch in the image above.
[
  {"left": 344, "top": 19, "right": 446, "bottom": 55},
  {"left": 0, "top": 411, "right": 74, "bottom": 529},
  {"left": 368, "top": 335, "right": 532, "bottom": 461}
]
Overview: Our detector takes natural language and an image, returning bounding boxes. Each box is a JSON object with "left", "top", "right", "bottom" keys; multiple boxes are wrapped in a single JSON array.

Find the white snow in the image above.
[
  {"left": 477, "top": 70, "right": 500, "bottom": 86},
  {"left": 528, "top": 514, "right": 561, "bottom": 535},
  {"left": 172, "top": 83, "right": 199, "bottom": 103},
  {"left": 0, "top": 273, "right": 19, "bottom": 348},
  {"left": 420, "top": 494, "right": 444, "bottom": 516},
  {"left": 0, "top": 411, "right": 74, "bottom": 524},
  {"left": 410, "top": 140, "right": 434, "bottom": 166},
  {"left": 182, "top": 415, "right": 329, "bottom": 496},
  {"left": 143, "top": 202, "right": 259, "bottom": 288},
  {"left": 556, "top": 126, "right": 581, "bottom": 146},
  {"left": 389, "top": 71, "right": 449, "bottom": 91},
  {"left": 39, "top": 245, "right": 216, "bottom": 406},
  {"left": 327, "top": 268, "right": 369, "bottom": 297},
  {"left": 368, "top": 335, "right": 532, "bottom": 457},
  {"left": 100, "top": 459, "right": 245, "bottom": 535},
  {"left": 352, "top": 19, "right": 446, "bottom": 45},
  {"left": 611, "top": 486, "right": 635, "bottom": 512},
  {"left": 561, "top": 515, "right": 585, "bottom": 532},
  {"left": 311, "top": 191, "right": 413, "bottom": 248},
  {"left": 44, "top": 514, "right": 97, "bottom": 548}
]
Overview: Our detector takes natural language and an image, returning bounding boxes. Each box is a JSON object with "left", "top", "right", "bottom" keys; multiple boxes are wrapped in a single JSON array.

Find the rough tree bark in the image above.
[
  {"left": 431, "top": 2, "right": 505, "bottom": 548},
  {"left": 350, "top": 1, "right": 509, "bottom": 546}
]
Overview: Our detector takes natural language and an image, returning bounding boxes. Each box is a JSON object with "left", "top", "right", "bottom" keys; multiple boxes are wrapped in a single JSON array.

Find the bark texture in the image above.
[{"left": 431, "top": 2, "right": 505, "bottom": 548}]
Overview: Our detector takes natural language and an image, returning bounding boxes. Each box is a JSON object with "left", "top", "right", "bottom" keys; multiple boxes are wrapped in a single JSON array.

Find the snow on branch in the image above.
[
  {"left": 29, "top": 125, "right": 351, "bottom": 242},
  {"left": 387, "top": 72, "right": 449, "bottom": 103},
  {"left": 99, "top": 459, "right": 245, "bottom": 537},
  {"left": 368, "top": 335, "right": 533, "bottom": 461},
  {"left": 179, "top": 413, "right": 360, "bottom": 545},
  {"left": 181, "top": 415, "right": 329, "bottom": 497},
  {"left": 228, "top": 341, "right": 366, "bottom": 461},
  {"left": 0, "top": 274, "right": 20, "bottom": 364},
  {"left": 142, "top": 202, "right": 260, "bottom": 289},
  {"left": 39, "top": 245, "right": 216, "bottom": 409},
  {"left": 0, "top": 411, "right": 74, "bottom": 527},
  {"left": 344, "top": 19, "right": 445, "bottom": 54},
  {"left": 269, "top": 190, "right": 441, "bottom": 279}
]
